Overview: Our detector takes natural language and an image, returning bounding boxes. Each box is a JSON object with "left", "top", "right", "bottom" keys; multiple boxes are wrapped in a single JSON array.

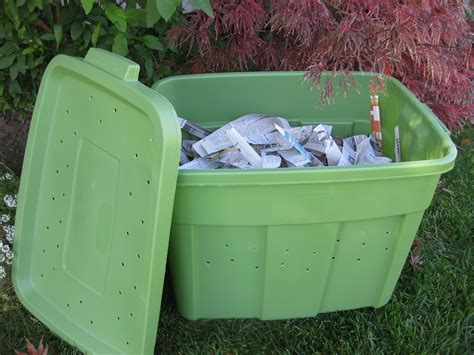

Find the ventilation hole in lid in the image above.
[
  {"left": 137, "top": 254, "right": 140, "bottom": 259},
  {"left": 280, "top": 262, "right": 285, "bottom": 267},
  {"left": 121, "top": 262, "right": 125, "bottom": 266},
  {"left": 126, "top": 231, "right": 130, "bottom": 236},
  {"left": 46, "top": 226, "right": 50, "bottom": 230},
  {"left": 56, "top": 244, "right": 59, "bottom": 248},
  {"left": 52, "top": 197, "right": 55, "bottom": 201},
  {"left": 385, "top": 247, "right": 389, "bottom": 251},
  {"left": 66, "top": 109, "right": 69, "bottom": 114},
  {"left": 129, "top": 192, "right": 132, "bottom": 196},
  {"left": 305, "top": 268, "right": 310, "bottom": 272},
  {"left": 66, "top": 303, "right": 70, "bottom": 308},
  {"left": 42, "top": 249, "right": 46, "bottom": 253},
  {"left": 40, "top": 274, "right": 44, "bottom": 278},
  {"left": 205, "top": 261, "right": 211, "bottom": 265},
  {"left": 133, "top": 285, "right": 137, "bottom": 290},
  {"left": 225, "top": 244, "right": 229, "bottom": 248},
  {"left": 332, "top": 256, "right": 336, "bottom": 260},
  {"left": 336, "top": 239, "right": 340, "bottom": 242},
  {"left": 285, "top": 248, "right": 290, "bottom": 253},
  {"left": 66, "top": 164, "right": 69, "bottom": 168},
  {"left": 135, "top": 153, "right": 138, "bottom": 158},
  {"left": 386, "top": 231, "right": 390, "bottom": 235},
  {"left": 130, "top": 313, "right": 133, "bottom": 317},
  {"left": 126, "top": 341, "right": 129, "bottom": 345},
  {"left": 118, "top": 290, "right": 122, "bottom": 295},
  {"left": 59, "top": 219, "right": 62, "bottom": 224},
  {"left": 89, "top": 96, "right": 93, "bottom": 100},
  {"left": 99, "top": 119, "right": 102, "bottom": 124},
  {"left": 141, "top": 220, "right": 144, "bottom": 224},
  {"left": 52, "top": 267, "right": 56, "bottom": 271},
  {"left": 73, "top": 131, "right": 77, "bottom": 136},
  {"left": 60, "top": 139, "right": 63, "bottom": 144},
  {"left": 362, "top": 242, "right": 366, "bottom": 246},
  {"left": 79, "top": 300, "right": 83, "bottom": 304},
  {"left": 357, "top": 258, "right": 361, "bottom": 261},
  {"left": 146, "top": 180, "right": 150, "bottom": 185},
  {"left": 90, "top": 320, "right": 94, "bottom": 324},
  {"left": 312, "top": 251, "right": 317, "bottom": 255},
  {"left": 62, "top": 193, "right": 66, "bottom": 197},
  {"left": 114, "top": 108, "right": 117, "bottom": 112},
  {"left": 56, "top": 170, "right": 59, "bottom": 174},
  {"left": 230, "top": 258, "right": 235, "bottom": 262},
  {"left": 255, "top": 266, "right": 259, "bottom": 269},
  {"left": 117, "top": 316, "right": 120, "bottom": 320}
]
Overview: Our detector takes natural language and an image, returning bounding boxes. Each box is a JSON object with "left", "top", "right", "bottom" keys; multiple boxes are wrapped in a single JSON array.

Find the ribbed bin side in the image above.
[{"left": 168, "top": 210, "right": 424, "bottom": 320}]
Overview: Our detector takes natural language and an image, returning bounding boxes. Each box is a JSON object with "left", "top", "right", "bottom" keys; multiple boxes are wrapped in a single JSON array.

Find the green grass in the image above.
[{"left": 1, "top": 128, "right": 472, "bottom": 354}]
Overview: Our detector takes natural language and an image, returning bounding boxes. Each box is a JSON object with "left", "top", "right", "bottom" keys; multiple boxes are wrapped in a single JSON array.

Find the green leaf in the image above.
[
  {"left": 91, "top": 22, "right": 101, "bottom": 47},
  {"left": 157, "top": 0, "right": 180, "bottom": 21},
  {"left": 10, "top": 62, "right": 19, "bottom": 81},
  {"left": 34, "top": 0, "right": 42, "bottom": 8},
  {"left": 188, "top": 0, "right": 214, "bottom": 17},
  {"left": 142, "top": 35, "right": 163, "bottom": 51},
  {"left": 71, "top": 21, "right": 85, "bottom": 41},
  {"left": 53, "top": 24, "right": 62, "bottom": 49},
  {"left": 22, "top": 46, "right": 36, "bottom": 55},
  {"left": 81, "top": 0, "right": 94, "bottom": 15},
  {"left": 0, "top": 83, "right": 4, "bottom": 97},
  {"left": 17, "top": 0, "right": 26, "bottom": 7},
  {"left": 134, "top": 44, "right": 152, "bottom": 60},
  {"left": 0, "top": 42, "right": 17, "bottom": 56},
  {"left": 104, "top": 4, "right": 127, "bottom": 32},
  {"left": 126, "top": 9, "right": 147, "bottom": 27},
  {"left": 40, "top": 33, "right": 55, "bottom": 41},
  {"left": 83, "top": 28, "right": 91, "bottom": 46},
  {"left": 112, "top": 33, "right": 128, "bottom": 56},
  {"left": 146, "top": 0, "right": 161, "bottom": 27},
  {"left": 0, "top": 55, "right": 16, "bottom": 70}
]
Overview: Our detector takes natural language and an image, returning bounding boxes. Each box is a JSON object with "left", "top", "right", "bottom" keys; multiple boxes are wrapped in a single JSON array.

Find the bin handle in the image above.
[{"left": 84, "top": 48, "right": 139, "bottom": 82}]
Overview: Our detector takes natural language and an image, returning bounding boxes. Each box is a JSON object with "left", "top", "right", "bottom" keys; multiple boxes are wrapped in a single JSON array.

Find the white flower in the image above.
[
  {"left": 1, "top": 244, "right": 10, "bottom": 253},
  {"left": 6, "top": 250, "right": 13, "bottom": 260},
  {"left": 0, "top": 266, "right": 6, "bottom": 278},
  {"left": 0, "top": 254, "right": 5, "bottom": 263},
  {"left": 0, "top": 173, "right": 13, "bottom": 181},
  {"left": 3, "top": 225, "right": 14, "bottom": 243},
  {"left": 0, "top": 214, "right": 10, "bottom": 224},
  {"left": 3, "top": 195, "right": 17, "bottom": 208}
]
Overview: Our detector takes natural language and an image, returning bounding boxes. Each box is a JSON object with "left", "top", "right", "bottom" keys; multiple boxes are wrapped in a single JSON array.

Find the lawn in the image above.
[{"left": 1, "top": 127, "right": 472, "bottom": 354}]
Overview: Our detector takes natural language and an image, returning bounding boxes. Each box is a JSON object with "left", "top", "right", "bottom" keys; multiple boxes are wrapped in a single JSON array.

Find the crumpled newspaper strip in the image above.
[
  {"left": 192, "top": 114, "right": 291, "bottom": 157},
  {"left": 179, "top": 157, "right": 222, "bottom": 170},
  {"left": 177, "top": 117, "right": 212, "bottom": 139},
  {"left": 304, "top": 124, "right": 342, "bottom": 166},
  {"left": 337, "top": 135, "right": 391, "bottom": 166},
  {"left": 226, "top": 128, "right": 263, "bottom": 168}
]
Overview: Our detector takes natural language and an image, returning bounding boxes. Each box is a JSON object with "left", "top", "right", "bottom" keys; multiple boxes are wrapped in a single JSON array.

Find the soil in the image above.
[{"left": 0, "top": 112, "right": 31, "bottom": 175}]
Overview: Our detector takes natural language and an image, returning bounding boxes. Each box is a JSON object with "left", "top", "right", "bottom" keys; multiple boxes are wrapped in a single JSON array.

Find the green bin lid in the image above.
[{"left": 13, "top": 48, "right": 181, "bottom": 354}]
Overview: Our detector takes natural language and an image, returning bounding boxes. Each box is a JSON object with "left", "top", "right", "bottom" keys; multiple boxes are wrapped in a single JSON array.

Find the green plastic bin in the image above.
[
  {"left": 152, "top": 72, "right": 456, "bottom": 320},
  {"left": 13, "top": 48, "right": 456, "bottom": 354}
]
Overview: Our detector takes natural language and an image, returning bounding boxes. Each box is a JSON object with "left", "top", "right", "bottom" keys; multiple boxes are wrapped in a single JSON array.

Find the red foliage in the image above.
[{"left": 168, "top": 0, "right": 473, "bottom": 129}]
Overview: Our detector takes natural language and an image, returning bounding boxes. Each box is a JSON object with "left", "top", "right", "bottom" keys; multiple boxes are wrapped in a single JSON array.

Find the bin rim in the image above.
[{"left": 153, "top": 71, "right": 457, "bottom": 187}]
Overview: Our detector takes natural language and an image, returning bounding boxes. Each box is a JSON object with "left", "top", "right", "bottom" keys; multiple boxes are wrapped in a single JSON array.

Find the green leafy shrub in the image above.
[{"left": 0, "top": 0, "right": 211, "bottom": 118}]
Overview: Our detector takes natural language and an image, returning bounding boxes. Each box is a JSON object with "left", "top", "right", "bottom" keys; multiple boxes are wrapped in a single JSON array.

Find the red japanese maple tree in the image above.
[{"left": 168, "top": 0, "right": 472, "bottom": 129}]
